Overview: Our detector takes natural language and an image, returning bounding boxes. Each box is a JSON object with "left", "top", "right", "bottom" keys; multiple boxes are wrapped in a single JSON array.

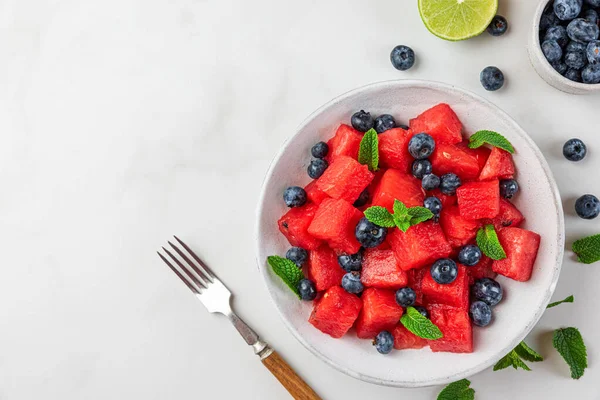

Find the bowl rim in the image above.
[{"left": 254, "top": 79, "right": 565, "bottom": 387}]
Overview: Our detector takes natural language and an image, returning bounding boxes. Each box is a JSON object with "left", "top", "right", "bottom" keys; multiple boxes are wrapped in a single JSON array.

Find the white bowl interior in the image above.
[{"left": 255, "top": 80, "right": 564, "bottom": 387}]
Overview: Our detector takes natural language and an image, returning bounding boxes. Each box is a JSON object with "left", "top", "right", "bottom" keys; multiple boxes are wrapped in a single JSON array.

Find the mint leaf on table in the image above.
[
  {"left": 437, "top": 379, "right": 475, "bottom": 400},
  {"left": 400, "top": 306, "right": 443, "bottom": 340},
  {"left": 363, "top": 206, "right": 396, "bottom": 228},
  {"left": 493, "top": 341, "right": 542, "bottom": 371},
  {"left": 553, "top": 327, "right": 588, "bottom": 379},
  {"left": 358, "top": 128, "right": 379, "bottom": 171},
  {"left": 547, "top": 295, "right": 574, "bottom": 309},
  {"left": 468, "top": 130, "right": 515, "bottom": 153},
  {"left": 572, "top": 233, "right": 600, "bottom": 264},
  {"left": 514, "top": 341, "right": 544, "bottom": 362},
  {"left": 476, "top": 224, "right": 507, "bottom": 260},
  {"left": 267, "top": 255, "right": 304, "bottom": 299}
]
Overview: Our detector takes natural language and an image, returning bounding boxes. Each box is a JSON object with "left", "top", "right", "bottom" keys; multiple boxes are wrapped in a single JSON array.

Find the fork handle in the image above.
[{"left": 261, "top": 350, "right": 321, "bottom": 400}]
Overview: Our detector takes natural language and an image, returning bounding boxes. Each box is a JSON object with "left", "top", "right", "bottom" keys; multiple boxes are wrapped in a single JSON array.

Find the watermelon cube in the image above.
[
  {"left": 407, "top": 267, "right": 427, "bottom": 304},
  {"left": 355, "top": 288, "right": 404, "bottom": 339},
  {"left": 378, "top": 127, "right": 412, "bottom": 172},
  {"left": 489, "top": 198, "right": 524, "bottom": 230},
  {"left": 278, "top": 203, "right": 322, "bottom": 250},
  {"left": 315, "top": 156, "right": 374, "bottom": 203},
  {"left": 428, "top": 189, "right": 457, "bottom": 208},
  {"left": 371, "top": 169, "right": 424, "bottom": 212},
  {"left": 493, "top": 228, "right": 541, "bottom": 282},
  {"left": 307, "top": 198, "right": 362, "bottom": 254},
  {"left": 304, "top": 181, "right": 330, "bottom": 205},
  {"left": 307, "top": 245, "right": 346, "bottom": 291},
  {"left": 456, "top": 180, "right": 500, "bottom": 220},
  {"left": 457, "top": 140, "right": 490, "bottom": 172},
  {"left": 361, "top": 249, "right": 408, "bottom": 288},
  {"left": 428, "top": 304, "right": 473, "bottom": 353},
  {"left": 467, "top": 255, "right": 497, "bottom": 285},
  {"left": 439, "top": 206, "right": 482, "bottom": 248},
  {"left": 430, "top": 143, "right": 481, "bottom": 181},
  {"left": 327, "top": 124, "right": 363, "bottom": 162},
  {"left": 479, "top": 147, "right": 515, "bottom": 181},
  {"left": 329, "top": 209, "right": 363, "bottom": 254},
  {"left": 409, "top": 103, "right": 463, "bottom": 145},
  {"left": 387, "top": 221, "right": 453, "bottom": 271},
  {"left": 422, "top": 265, "right": 469, "bottom": 310},
  {"left": 393, "top": 323, "right": 429, "bottom": 350},
  {"left": 309, "top": 286, "right": 362, "bottom": 338}
]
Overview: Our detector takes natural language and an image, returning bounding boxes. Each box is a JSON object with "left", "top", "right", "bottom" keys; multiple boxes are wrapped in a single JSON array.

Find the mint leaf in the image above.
[
  {"left": 364, "top": 206, "right": 396, "bottom": 228},
  {"left": 493, "top": 350, "right": 531, "bottom": 371},
  {"left": 572, "top": 233, "right": 600, "bottom": 264},
  {"left": 400, "top": 306, "right": 443, "bottom": 340},
  {"left": 553, "top": 327, "right": 587, "bottom": 379},
  {"left": 468, "top": 130, "right": 515, "bottom": 153},
  {"left": 476, "top": 224, "right": 507, "bottom": 260},
  {"left": 515, "top": 341, "right": 544, "bottom": 362},
  {"left": 437, "top": 379, "right": 475, "bottom": 400},
  {"left": 267, "top": 255, "right": 304, "bottom": 299},
  {"left": 391, "top": 200, "right": 433, "bottom": 232},
  {"left": 407, "top": 206, "right": 434, "bottom": 225},
  {"left": 358, "top": 128, "right": 379, "bottom": 171},
  {"left": 547, "top": 295, "right": 574, "bottom": 309},
  {"left": 393, "top": 199, "right": 407, "bottom": 216}
]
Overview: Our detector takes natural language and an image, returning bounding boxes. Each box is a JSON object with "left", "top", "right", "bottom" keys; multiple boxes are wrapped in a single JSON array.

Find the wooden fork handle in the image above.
[{"left": 261, "top": 350, "right": 321, "bottom": 400}]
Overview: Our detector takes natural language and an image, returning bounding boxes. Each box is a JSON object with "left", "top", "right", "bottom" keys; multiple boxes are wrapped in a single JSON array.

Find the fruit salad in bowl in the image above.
[{"left": 255, "top": 80, "right": 564, "bottom": 387}]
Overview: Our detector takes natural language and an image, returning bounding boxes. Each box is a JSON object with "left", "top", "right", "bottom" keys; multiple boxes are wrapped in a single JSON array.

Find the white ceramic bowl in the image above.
[
  {"left": 255, "top": 80, "right": 564, "bottom": 387},
  {"left": 528, "top": 0, "right": 600, "bottom": 94}
]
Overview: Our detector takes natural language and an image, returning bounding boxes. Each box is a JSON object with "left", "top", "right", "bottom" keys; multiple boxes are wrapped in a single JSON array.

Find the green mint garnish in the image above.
[
  {"left": 363, "top": 206, "right": 396, "bottom": 228},
  {"left": 514, "top": 341, "right": 544, "bottom": 362},
  {"left": 547, "top": 295, "right": 574, "bottom": 309},
  {"left": 267, "top": 255, "right": 304, "bottom": 299},
  {"left": 476, "top": 224, "right": 507, "bottom": 260},
  {"left": 358, "top": 128, "right": 379, "bottom": 171},
  {"left": 553, "top": 327, "right": 588, "bottom": 379},
  {"left": 364, "top": 200, "right": 434, "bottom": 233},
  {"left": 572, "top": 233, "right": 600, "bottom": 264},
  {"left": 437, "top": 379, "right": 475, "bottom": 400},
  {"left": 468, "top": 130, "right": 515, "bottom": 153},
  {"left": 400, "top": 306, "right": 443, "bottom": 340},
  {"left": 493, "top": 341, "right": 543, "bottom": 372}
]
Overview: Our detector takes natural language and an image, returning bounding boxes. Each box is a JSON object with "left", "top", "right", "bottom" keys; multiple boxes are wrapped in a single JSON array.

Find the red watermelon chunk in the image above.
[
  {"left": 308, "top": 198, "right": 362, "bottom": 254},
  {"left": 493, "top": 228, "right": 541, "bottom": 282},
  {"left": 407, "top": 267, "right": 427, "bottom": 304},
  {"left": 457, "top": 180, "right": 500, "bottom": 220},
  {"left": 371, "top": 169, "right": 424, "bottom": 212},
  {"left": 307, "top": 245, "right": 346, "bottom": 291},
  {"left": 439, "top": 206, "right": 482, "bottom": 248},
  {"left": 278, "top": 203, "right": 322, "bottom": 250},
  {"left": 304, "top": 181, "right": 330, "bottom": 205},
  {"left": 428, "top": 304, "right": 473, "bottom": 353},
  {"left": 430, "top": 143, "right": 481, "bottom": 181},
  {"left": 388, "top": 221, "right": 453, "bottom": 271},
  {"left": 409, "top": 103, "right": 463, "bottom": 145},
  {"left": 428, "top": 189, "right": 457, "bottom": 208},
  {"left": 309, "top": 286, "right": 362, "bottom": 338},
  {"left": 467, "top": 255, "right": 497, "bottom": 285},
  {"left": 361, "top": 249, "right": 409, "bottom": 288},
  {"left": 355, "top": 288, "right": 404, "bottom": 339},
  {"left": 327, "top": 124, "right": 362, "bottom": 162},
  {"left": 489, "top": 199, "right": 524, "bottom": 230},
  {"left": 378, "top": 128, "right": 412, "bottom": 172},
  {"left": 422, "top": 265, "right": 469, "bottom": 310},
  {"left": 457, "top": 140, "right": 491, "bottom": 172},
  {"left": 328, "top": 209, "right": 363, "bottom": 254},
  {"left": 315, "top": 156, "right": 374, "bottom": 203},
  {"left": 479, "top": 147, "right": 515, "bottom": 181},
  {"left": 393, "top": 323, "right": 429, "bottom": 350}
]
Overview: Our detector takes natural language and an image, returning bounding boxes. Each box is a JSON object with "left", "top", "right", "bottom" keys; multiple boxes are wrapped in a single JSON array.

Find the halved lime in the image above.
[{"left": 418, "top": 0, "right": 499, "bottom": 41}]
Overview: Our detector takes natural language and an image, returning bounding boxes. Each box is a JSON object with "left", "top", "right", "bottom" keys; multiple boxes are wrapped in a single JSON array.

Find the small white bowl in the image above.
[
  {"left": 255, "top": 80, "right": 565, "bottom": 387},
  {"left": 528, "top": 0, "right": 600, "bottom": 94}
]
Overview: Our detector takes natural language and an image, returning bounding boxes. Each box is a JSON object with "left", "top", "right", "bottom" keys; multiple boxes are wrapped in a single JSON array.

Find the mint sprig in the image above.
[
  {"left": 572, "top": 233, "right": 600, "bottom": 264},
  {"left": 267, "top": 255, "right": 304, "bottom": 299},
  {"left": 553, "top": 327, "right": 588, "bottom": 379},
  {"left": 363, "top": 206, "right": 396, "bottom": 228},
  {"left": 493, "top": 341, "right": 543, "bottom": 372},
  {"left": 400, "top": 306, "right": 443, "bottom": 340},
  {"left": 514, "top": 341, "right": 544, "bottom": 362},
  {"left": 358, "top": 128, "right": 379, "bottom": 171},
  {"left": 547, "top": 295, "right": 574, "bottom": 309},
  {"left": 468, "top": 130, "right": 515, "bottom": 153},
  {"left": 476, "top": 224, "right": 507, "bottom": 260},
  {"left": 364, "top": 200, "right": 434, "bottom": 232},
  {"left": 437, "top": 379, "right": 475, "bottom": 400}
]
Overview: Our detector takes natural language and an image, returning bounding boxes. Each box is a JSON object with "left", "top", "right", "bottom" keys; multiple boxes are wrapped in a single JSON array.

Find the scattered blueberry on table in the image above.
[
  {"left": 575, "top": 194, "right": 600, "bottom": 219},
  {"left": 390, "top": 45, "right": 415, "bottom": 71},
  {"left": 563, "top": 138, "right": 587, "bottom": 161},
  {"left": 487, "top": 15, "right": 508, "bottom": 36},
  {"left": 480, "top": 66, "right": 505, "bottom": 91}
]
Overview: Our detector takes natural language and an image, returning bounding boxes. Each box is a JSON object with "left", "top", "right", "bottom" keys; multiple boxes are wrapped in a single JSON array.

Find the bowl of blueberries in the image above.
[{"left": 529, "top": 0, "right": 600, "bottom": 93}]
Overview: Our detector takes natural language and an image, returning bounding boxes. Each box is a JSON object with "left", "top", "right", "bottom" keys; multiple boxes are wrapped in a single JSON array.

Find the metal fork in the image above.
[{"left": 158, "top": 236, "right": 320, "bottom": 400}]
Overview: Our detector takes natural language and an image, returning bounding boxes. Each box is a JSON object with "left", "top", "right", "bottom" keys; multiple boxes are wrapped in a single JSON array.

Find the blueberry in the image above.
[
  {"left": 422, "top": 174, "right": 441, "bottom": 191},
  {"left": 311, "top": 141, "right": 329, "bottom": 159},
  {"left": 390, "top": 45, "right": 415, "bottom": 71},
  {"left": 353, "top": 189, "right": 370, "bottom": 207},
  {"left": 545, "top": 25, "right": 569, "bottom": 47},
  {"left": 424, "top": 196, "right": 443, "bottom": 216},
  {"left": 487, "top": 15, "right": 508, "bottom": 36},
  {"left": 297, "top": 279, "right": 317, "bottom": 301},
  {"left": 342, "top": 272, "right": 364, "bottom": 294},
  {"left": 553, "top": 0, "right": 583, "bottom": 21},
  {"left": 582, "top": 63, "right": 600, "bottom": 82},
  {"left": 472, "top": 278, "right": 504, "bottom": 306},
  {"left": 440, "top": 173, "right": 461, "bottom": 195},
  {"left": 567, "top": 18, "right": 599, "bottom": 42},
  {"left": 584, "top": 8, "right": 599, "bottom": 25},
  {"left": 586, "top": 40, "right": 600, "bottom": 64},
  {"left": 374, "top": 114, "right": 396, "bottom": 133},
  {"left": 351, "top": 110, "right": 374, "bottom": 132},
  {"left": 565, "top": 50, "right": 587, "bottom": 69},
  {"left": 414, "top": 306, "right": 429, "bottom": 318},
  {"left": 499, "top": 179, "right": 519, "bottom": 199},
  {"left": 585, "top": 0, "right": 600, "bottom": 6},
  {"left": 480, "top": 66, "right": 505, "bottom": 91},
  {"left": 563, "top": 138, "right": 587, "bottom": 161},
  {"left": 551, "top": 60, "right": 569, "bottom": 75},
  {"left": 395, "top": 287, "right": 417, "bottom": 307},
  {"left": 355, "top": 217, "right": 387, "bottom": 248},
  {"left": 412, "top": 159, "right": 433, "bottom": 179},
  {"left": 286, "top": 247, "right": 308, "bottom": 267},
  {"left": 469, "top": 301, "right": 493, "bottom": 327},
  {"left": 542, "top": 40, "right": 563, "bottom": 63},
  {"left": 565, "top": 68, "right": 583, "bottom": 81},
  {"left": 575, "top": 194, "right": 600, "bottom": 219},
  {"left": 567, "top": 40, "right": 587, "bottom": 53},
  {"left": 430, "top": 258, "right": 458, "bottom": 284},
  {"left": 408, "top": 133, "right": 436, "bottom": 159},
  {"left": 397, "top": 124, "right": 409, "bottom": 130},
  {"left": 283, "top": 186, "right": 307, "bottom": 207},
  {"left": 458, "top": 245, "right": 482, "bottom": 266},
  {"left": 338, "top": 250, "right": 363, "bottom": 272},
  {"left": 307, "top": 159, "right": 328, "bottom": 179},
  {"left": 373, "top": 331, "right": 394, "bottom": 354},
  {"left": 540, "top": 9, "right": 560, "bottom": 31}
]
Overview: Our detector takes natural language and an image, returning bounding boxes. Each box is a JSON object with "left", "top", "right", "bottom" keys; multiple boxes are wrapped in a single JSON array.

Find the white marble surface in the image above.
[{"left": 1, "top": 0, "right": 599, "bottom": 399}]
